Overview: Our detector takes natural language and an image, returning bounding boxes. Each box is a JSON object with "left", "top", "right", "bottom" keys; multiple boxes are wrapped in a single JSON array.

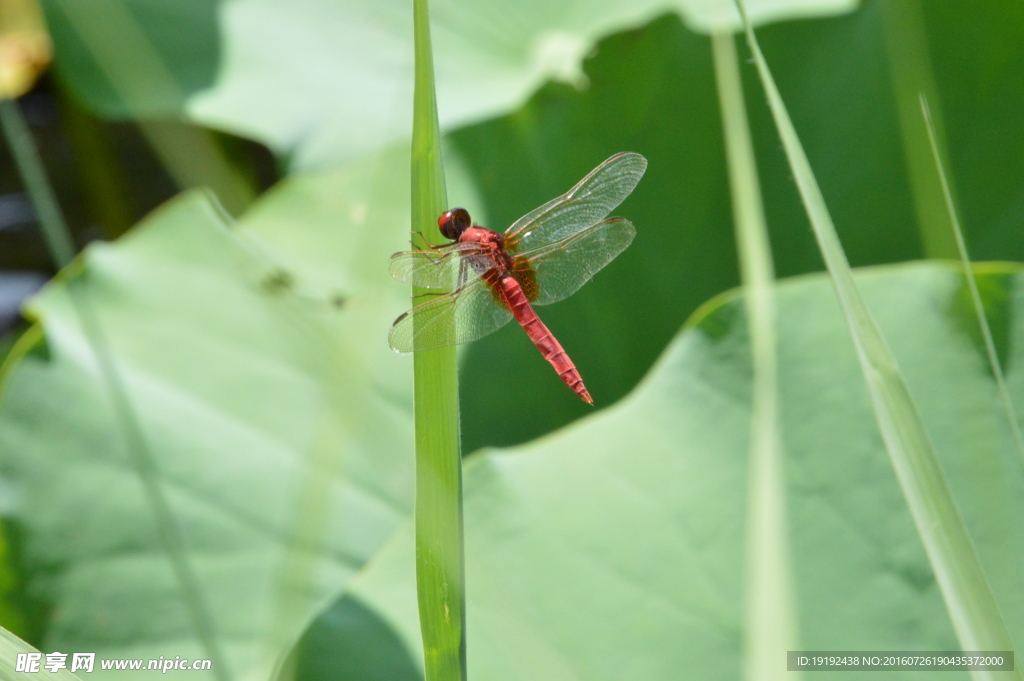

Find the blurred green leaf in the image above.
[
  {"left": 43, "top": 0, "right": 221, "bottom": 115},
  {"left": 0, "top": 175, "right": 415, "bottom": 676},
  {"left": 44, "top": 0, "right": 855, "bottom": 170},
  {"left": 0, "top": 625, "right": 81, "bottom": 681},
  {"left": 307, "top": 262, "right": 1024, "bottom": 680}
]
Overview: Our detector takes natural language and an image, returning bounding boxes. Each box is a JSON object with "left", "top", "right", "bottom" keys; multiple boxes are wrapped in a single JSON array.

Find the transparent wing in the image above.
[
  {"left": 388, "top": 277, "right": 513, "bottom": 353},
  {"left": 388, "top": 242, "right": 494, "bottom": 289},
  {"left": 504, "top": 152, "right": 646, "bottom": 254},
  {"left": 513, "top": 217, "right": 635, "bottom": 306}
]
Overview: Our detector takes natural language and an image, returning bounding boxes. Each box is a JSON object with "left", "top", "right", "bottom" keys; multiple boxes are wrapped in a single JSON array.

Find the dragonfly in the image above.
[{"left": 388, "top": 151, "right": 647, "bottom": 404}]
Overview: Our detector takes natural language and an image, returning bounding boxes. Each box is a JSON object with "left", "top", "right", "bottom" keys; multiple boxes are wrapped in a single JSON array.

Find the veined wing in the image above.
[
  {"left": 388, "top": 276, "right": 513, "bottom": 353},
  {"left": 504, "top": 152, "right": 646, "bottom": 254},
  {"left": 513, "top": 217, "right": 635, "bottom": 306},
  {"left": 389, "top": 242, "right": 495, "bottom": 290}
]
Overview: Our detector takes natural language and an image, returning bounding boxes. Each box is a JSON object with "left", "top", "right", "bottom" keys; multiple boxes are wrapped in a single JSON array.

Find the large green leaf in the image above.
[
  {"left": 0, "top": 166, "right": 416, "bottom": 677},
  {"left": 43, "top": 0, "right": 855, "bottom": 170},
  {"left": 303, "top": 261, "right": 1024, "bottom": 680}
]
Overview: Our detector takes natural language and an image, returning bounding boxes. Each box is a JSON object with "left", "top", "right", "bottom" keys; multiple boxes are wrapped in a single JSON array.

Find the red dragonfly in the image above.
[{"left": 388, "top": 152, "right": 647, "bottom": 404}]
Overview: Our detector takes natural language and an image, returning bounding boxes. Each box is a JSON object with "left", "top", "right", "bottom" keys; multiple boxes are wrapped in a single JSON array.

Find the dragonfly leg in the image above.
[{"left": 409, "top": 231, "right": 450, "bottom": 250}]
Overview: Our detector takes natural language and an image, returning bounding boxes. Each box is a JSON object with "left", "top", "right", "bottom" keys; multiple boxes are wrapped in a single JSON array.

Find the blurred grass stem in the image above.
[
  {"left": 920, "top": 93, "right": 1024, "bottom": 467},
  {"left": 0, "top": 100, "right": 74, "bottom": 266},
  {"left": 712, "top": 30, "right": 799, "bottom": 681},
  {"left": 735, "top": 3, "right": 1021, "bottom": 677},
  {"left": 880, "top": 0, "right": 957, "bottom": 259},
  {"left": 0, "top": 97, "right": 233, "bottom": 681},
  {"left": 411, "top": 0, "right": 466, "bottom": 679}
]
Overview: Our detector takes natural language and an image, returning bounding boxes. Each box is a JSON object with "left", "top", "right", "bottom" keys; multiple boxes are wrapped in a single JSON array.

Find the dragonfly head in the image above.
[{"left": 438, "top": 207, "right": 471, "bottom": 240}]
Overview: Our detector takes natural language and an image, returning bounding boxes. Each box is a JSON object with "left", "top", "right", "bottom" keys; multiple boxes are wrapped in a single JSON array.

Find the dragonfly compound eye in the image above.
[{"left": 438, "top": 207, "right": 471, "bottom": 239}]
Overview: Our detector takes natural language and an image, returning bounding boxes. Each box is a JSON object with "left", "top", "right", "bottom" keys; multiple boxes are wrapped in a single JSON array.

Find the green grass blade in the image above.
[
  {"left": 711, "top": 31, "right": 799, "bottom": 681},
  {"left": 0, "top": 99, "right": 233, "bottom": 681},
  {"left": 735, "top": 3, "right": 1021, "bottom": 675},
  {"left": 0, "top": 100, "right": 75, "bottom": 267},
  {"left": 411, "top": 1, "right": 465, "bottom": 679},
  {"left": 920, "top": 93, "right": 1024, "bottom": 468}
]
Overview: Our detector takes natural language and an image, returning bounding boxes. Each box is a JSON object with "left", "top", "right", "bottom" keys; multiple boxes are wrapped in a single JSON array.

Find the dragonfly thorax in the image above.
[{"left": 459, "top": 225, "right": 512, "bottom": 275}]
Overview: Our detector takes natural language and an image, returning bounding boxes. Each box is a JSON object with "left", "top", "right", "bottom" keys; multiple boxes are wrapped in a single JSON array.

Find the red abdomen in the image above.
[{"left": 497, "top": 275, "right": 593, "bottom": 404}]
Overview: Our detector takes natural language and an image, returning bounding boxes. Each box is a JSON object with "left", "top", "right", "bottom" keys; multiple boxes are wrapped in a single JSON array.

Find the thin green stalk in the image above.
[
  {"left": 735, "top": 4, "right": 1020, "bottom": 678},
  {"left": 880, "top": 0, "right": 958, "bottom": 259},
  {"left": 711, "top": 31, "right": 799, "bottom": 681},
  {"left": 0, "top": 98, "right": 233, "bottom": 681},
  {"left": 920, "top": 93, "right": 1024, "bottom": 468},
  {"left": 0, "top": 101, "right": 74, "bottom": 266},
  {"left": 411, "top": 0, "right": 465, "bottom": 679}
]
